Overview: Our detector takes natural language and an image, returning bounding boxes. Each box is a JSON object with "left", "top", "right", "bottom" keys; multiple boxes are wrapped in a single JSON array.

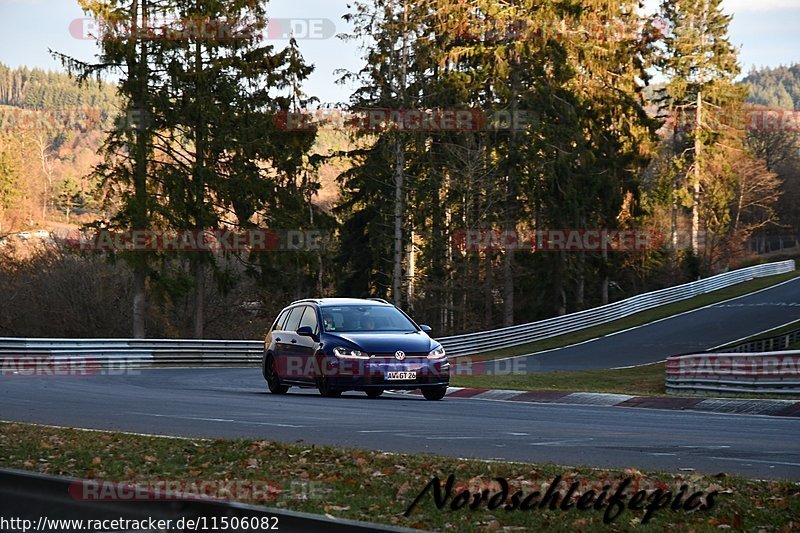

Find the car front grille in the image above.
[{"left": 370, "top": 353, "right": 427, "bottom": 359}]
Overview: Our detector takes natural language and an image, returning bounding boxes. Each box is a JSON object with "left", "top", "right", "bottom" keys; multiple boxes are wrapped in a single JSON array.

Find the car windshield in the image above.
[{"left": 320, "top": 305, "right": 417, "bottom": 333}]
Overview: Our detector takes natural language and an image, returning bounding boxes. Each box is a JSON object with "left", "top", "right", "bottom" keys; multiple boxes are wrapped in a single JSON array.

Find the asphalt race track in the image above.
[
  {"left": 1, "top": 368, "right": 798, "bottom": 480},
  {"left": 511, "top": 277, "right": 800, "bottom": 372},
  {"left": 1, "top": 278, "right": 799, "bottom": 481}
]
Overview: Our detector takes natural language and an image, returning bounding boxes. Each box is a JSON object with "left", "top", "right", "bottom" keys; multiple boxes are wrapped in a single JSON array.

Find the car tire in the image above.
[
  {"left": 264, "top": 354, "right": 289, "bottom": 395},
  {"left": 365, "top": 389, "right": 384, "bottom": 399},
  {"left": 422, "top": 386, "right": 448, "bottom": 401},
  {"left": 317, "top": 377, "right": 342, "bottom": 398}
]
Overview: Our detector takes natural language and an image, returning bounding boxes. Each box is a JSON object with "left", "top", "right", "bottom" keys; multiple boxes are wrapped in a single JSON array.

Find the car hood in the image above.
[{"left": 325, "top": 331, "right": 435, "bottom": 354}]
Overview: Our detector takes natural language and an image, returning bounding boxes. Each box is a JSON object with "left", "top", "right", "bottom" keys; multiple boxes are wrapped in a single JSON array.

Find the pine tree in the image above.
[
  {"left": 144, "top": 1, "right": 321, "bottom": 337},
  {"left": 657, "top": 0, "right": 745, "bottom": 258},
  {"left": 55, "top": 0, "right": 322, "bottom": 337},
  {"left": 53, "top": 0, "right": 165, "bottom": 337},
  {"left": 336, "top": 0, "right": 425, "bottom": 305}
]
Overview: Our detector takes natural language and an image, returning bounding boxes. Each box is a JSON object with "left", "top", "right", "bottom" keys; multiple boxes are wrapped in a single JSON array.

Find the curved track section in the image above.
[{"left": 512, "top": 277, "right": 800, "bottom": 372}]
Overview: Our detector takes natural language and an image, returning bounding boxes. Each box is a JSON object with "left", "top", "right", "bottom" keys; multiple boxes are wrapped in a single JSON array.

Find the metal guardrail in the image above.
[
  {"left": 720, "top": 326, "right": 800, "bottom": 353},
  {"left": 666, "top": 351, "right": 800, "bottom": 395},
  {"left": 0, "top": 338, "right": 263, "bottom": 367},
  {"left": 0, "top": 468, "right": 412, "bottom": 533},
  {"left": 664, "top": 318, "right": 800, "bottom": 396},
  {"left": 437, "top": 260, "right": 796, "bottom": 357},
  {"left": 0, "top": 260, "right": 794, "bottom": 366}
]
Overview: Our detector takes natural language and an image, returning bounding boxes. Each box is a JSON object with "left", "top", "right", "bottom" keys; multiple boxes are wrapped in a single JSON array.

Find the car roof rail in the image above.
[
  {"left": 367, "top": 297, "right": 391, "bottom": 304},
  {"left": 289, "top": 298, "right": 322, "bottom": 306}
]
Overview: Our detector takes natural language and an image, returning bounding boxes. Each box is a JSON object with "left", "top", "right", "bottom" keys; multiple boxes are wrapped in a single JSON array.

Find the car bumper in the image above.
[{"left": 324, "top": 357, "right": 450, "bottom": 390}]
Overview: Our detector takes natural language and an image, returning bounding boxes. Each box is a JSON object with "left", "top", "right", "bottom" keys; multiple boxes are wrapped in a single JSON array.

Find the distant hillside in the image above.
[
  {"left": 742, "top": 64, "right": 800, "bottom": 110},
  {"left": 0, "top": 63, "right": 119, "bottom": 116},
  {"left": 0, "top": 63, "right": 351, "bottom": 233}
]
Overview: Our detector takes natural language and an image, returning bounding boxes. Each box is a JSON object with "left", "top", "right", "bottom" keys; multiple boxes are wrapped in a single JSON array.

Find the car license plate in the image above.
[{"left": 386, "top": 371, "right": 416, "bottom": 380}]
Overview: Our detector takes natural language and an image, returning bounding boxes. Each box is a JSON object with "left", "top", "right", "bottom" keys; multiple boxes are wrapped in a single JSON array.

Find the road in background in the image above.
[{"left": 509, "top": 277, "right": 800, "bottom": 372}]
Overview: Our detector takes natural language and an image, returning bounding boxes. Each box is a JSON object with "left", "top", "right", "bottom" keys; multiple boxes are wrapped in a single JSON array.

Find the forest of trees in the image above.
[
  {"left": 0, "top": 63, "right": 119, "bottom": 113},
  {"left": 0, "top": 0, "right": 798, "bottom": 339},
  {"left": 743, "top": 64, "right": 800, "bottom": 110}
]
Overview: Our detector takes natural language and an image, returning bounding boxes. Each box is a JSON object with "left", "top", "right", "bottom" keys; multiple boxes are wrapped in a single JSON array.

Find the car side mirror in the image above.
[
  {"left": 296, "top": 326, "right": 318, "bottom": 341},
  {"left": 419, "top": 325, "right": 432, "bottom": 333}
]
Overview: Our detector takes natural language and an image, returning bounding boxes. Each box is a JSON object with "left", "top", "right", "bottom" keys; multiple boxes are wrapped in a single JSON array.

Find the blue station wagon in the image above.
[{"left": 263, "top": 298, "right": 450, "bottom": 400}]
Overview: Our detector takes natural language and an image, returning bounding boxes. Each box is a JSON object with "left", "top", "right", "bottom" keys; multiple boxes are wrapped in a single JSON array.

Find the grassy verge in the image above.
[
  {"left": 1, "top": 422, "right": 798, "bottom": 531},
  {"left": 451, "top": 362, "right": 667, "bottom": 396},
  {"left": 450, "top": 362, "right": 800, "bottom": 400},
  {"left": 471, "top": 271, "right": 800, "bottom": 362}
]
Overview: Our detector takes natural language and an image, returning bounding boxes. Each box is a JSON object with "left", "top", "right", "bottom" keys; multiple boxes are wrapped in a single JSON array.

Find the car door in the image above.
[
  {"left": 267, "top": 308, "right": 290, "bottom": 355},
  {"left": 276, "top": 306, "right": 304, "bottom": 381},
  {"left": 295, "top": 306, "right": 320, "bottom": 382}
]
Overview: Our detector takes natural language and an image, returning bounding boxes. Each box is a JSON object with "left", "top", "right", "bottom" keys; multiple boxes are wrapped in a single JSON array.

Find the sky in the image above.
[{"left": 0, "top": 0, "right": 798, "bottom": 105}]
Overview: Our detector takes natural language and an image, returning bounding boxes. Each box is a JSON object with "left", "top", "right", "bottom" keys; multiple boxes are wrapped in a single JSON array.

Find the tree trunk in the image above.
[
  {"left": 392, "top": 138, "right": 404, "bottom": 306},
  {"left": 130, "top": 0, "right": 149, "bottom": 339},
  {"left": 502, "top": 69, "right": 520, "bottom": 327},
  {"left": 391, "top": 1, "right": 409, "bottom": 307},
  {"left": 405, "top": 229, "right": 415, "bottom": 308},
  {"left": 484, "top": 249, "right": 493, "bottom": 328},
  {"left": 132, "top": 269, "right": 146, "bottom": 339},
  {"left": 671, "top": 114, "right": 679, "bottom": 254},
  {"left": 193, "top": 260, "right": 205, "bottom": 339},
  {"left": 576, "top": 253, "right": 585, "bottom": 310},
  {"left": 502, "top": 247, "right": 514, "bottom": 326},
  {"left": 601, "top": 246, "right": 609, "bottom": 305},
  {"left": 191, "top": 39, "right": 207, "bottom": 339},
  {"left": 671, "top": 180, "right": 678, "bottom": 251},
  {"left": 553, "top": 252, "right": 566, "bottom": 316},
  {"left": 692, "top": 90, "right": 702, "bottom": 254}
]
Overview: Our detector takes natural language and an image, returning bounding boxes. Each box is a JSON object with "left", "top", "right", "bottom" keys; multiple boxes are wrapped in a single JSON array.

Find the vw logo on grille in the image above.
[{"left": 394, "top": 350, "right": 406, "bottom": 361}]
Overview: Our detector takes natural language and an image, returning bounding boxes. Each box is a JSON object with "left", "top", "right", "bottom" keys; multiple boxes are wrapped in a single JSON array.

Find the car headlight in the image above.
[
  {"left": 427, "top": 345, "right": 446, "bottom": 359},
  {"left": 333, "top": 346, "right": 370, "bottom": 359}
]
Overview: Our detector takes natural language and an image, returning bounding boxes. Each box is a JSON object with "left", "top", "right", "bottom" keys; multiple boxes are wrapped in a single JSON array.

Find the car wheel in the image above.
[
  {"left": 365, "top": 389, "right": 384, "bottom": 399},
  {"left": 422, "top": 386, "right": 448, "bottom": 401},
  {"left": 317, "top": 377, "right": 342, "bottom": 398},
  {"left": 264, "top": 354, "right": 289, "bottom": 395}
]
